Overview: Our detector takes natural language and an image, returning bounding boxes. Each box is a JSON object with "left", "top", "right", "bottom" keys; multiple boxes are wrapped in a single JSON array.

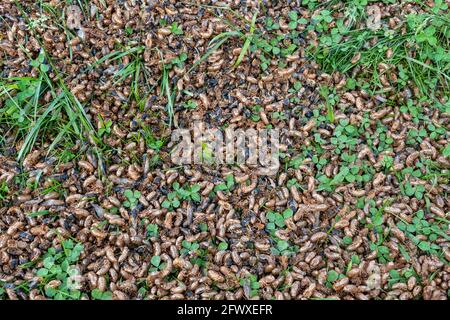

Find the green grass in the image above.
[
  {"left": 91, "top": 45, "right": 182, "bottom": 127},
  {"left": 187, "top": 7, "right": 302, "bottom": 74},
  {"left": 35, "top": 238, "right": 84, "bottom": 300},
  {"left": 1, "top": 4, "right": 102, "bottom": 167},
  {"left": 233, "top": 11, "right": 258, "bottom": 68},
  {"left": 0, "top": 49, "right": 98, "bottom": 163},
  {"left": 310, "top": 10, "right": 450, "bottom": 100},
  {"left": 0, "top": 181, "right": 9, "bottom": 205},
  {"left": 91, "top": 45, "right": 153, "bottom": 107},
  {"left": 187, "top": 31, "right": 241, "bottom": 74}
]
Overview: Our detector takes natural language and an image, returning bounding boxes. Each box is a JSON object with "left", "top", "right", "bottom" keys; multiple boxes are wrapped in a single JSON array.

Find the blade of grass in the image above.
[
  {"left": 91, "top": 45, "right": 145, "bottom": 68},
  {"left": 17, "top": 93, "right": 63, "bottom": 161},
  {"left": 404, "top": 56, "right": 450, "bottom": 82}
]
